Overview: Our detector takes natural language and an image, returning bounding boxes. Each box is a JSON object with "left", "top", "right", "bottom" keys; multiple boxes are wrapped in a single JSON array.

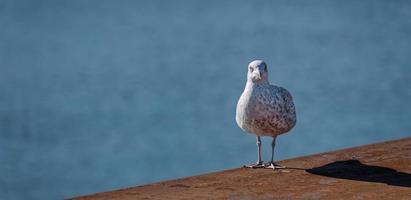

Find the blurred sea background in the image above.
[{"left": 1, "top": 0, "right": 410, "bottom": 199}]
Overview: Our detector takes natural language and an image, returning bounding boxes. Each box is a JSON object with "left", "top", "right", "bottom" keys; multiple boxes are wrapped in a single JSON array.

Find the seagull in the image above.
[{"left": 236, "top": 60, "right": 296, "bottom": 170}]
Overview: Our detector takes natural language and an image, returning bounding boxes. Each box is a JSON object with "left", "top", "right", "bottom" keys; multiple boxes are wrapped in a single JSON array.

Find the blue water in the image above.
[{"left": 1, "top": 1, "right": 410, "bottom": 199}]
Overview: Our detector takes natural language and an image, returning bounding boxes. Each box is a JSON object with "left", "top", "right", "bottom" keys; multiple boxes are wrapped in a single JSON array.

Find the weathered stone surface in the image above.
[{"left": 70, "top": 137, "right": 411, "bottom": 200}]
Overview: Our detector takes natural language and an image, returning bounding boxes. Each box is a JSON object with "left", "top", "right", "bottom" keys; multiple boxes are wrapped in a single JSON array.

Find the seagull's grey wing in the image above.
[
  {"left": 271, "top": 85, "right": 297, "bottom": 127},
  {"left": 261, "top": 85, "right": 297, "bottom": 133}
]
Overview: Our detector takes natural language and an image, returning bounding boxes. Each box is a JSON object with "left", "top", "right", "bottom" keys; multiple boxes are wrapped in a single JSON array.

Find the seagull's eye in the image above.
[{"left": 249, "top": 67, "right": 254, "bottom": 72}]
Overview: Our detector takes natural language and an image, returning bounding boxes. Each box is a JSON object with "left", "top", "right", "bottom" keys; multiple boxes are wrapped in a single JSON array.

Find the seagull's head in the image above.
[{"left": 247, "top": 60, "right": 268, "bottom": 84}]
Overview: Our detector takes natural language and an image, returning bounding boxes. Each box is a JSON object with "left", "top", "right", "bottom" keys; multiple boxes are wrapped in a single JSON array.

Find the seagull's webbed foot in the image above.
[
  {"left": 265, "top": 162, "right": 286, "bottom": 170},
  {"left": 243, "top": 161, "right": 266, "bottom": 168}
]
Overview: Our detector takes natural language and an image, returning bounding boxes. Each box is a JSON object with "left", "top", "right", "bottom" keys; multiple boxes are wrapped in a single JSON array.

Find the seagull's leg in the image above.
[
  {"left": 257, "top": 136, "right": 263, "bottom": 165},
  {"left": 269, "top": 136, "right": 276, "bottom": 164},
  {"left": 266, "top": 136, "right": 286, "bottom": 170},
  {"left": 244, "top": 136, "right": 265, "bottom": 168}
]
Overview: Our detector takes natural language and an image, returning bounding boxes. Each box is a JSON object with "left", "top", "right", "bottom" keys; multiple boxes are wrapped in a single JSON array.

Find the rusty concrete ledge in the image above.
[{"left": 70, "top": 137, "right": 411, "bottom": 200}]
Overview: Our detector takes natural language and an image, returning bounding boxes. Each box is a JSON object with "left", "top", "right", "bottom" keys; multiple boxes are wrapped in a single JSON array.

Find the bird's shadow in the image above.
[{"left": 302, "top": 159, "right": 411, "bottom": 188}]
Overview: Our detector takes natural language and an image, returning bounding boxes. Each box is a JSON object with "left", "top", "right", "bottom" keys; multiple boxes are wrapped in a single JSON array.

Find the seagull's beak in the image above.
[{"left": 253, "top": 69, "right": 261, "bottom": 80}]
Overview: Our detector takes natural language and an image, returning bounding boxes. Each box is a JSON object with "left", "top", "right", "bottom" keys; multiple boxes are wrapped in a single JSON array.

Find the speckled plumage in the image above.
[{"left": 236, "top": 60, "right": 296, "bottom": 137}]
